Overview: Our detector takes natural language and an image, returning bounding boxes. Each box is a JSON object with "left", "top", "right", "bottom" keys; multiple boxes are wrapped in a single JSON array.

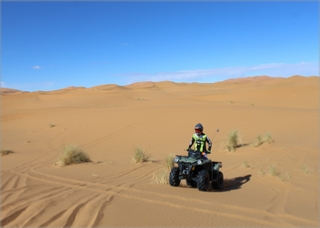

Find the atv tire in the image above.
[
  {"left": 212, "top": 171, "right": 224, "bottom": 190},
  {"left": 197, "top": 170, "right": 210, "bottom": 191},
  {"left": 186, "top": 180, "right": 197, "bottom": 188},
  {"left": 169, "top": 167, "right": 181, "bottom": 187}
]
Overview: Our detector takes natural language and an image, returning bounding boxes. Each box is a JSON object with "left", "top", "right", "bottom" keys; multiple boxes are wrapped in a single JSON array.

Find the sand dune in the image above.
[{"left": 1, "top": 76, "right": 319, "bottom": 227}]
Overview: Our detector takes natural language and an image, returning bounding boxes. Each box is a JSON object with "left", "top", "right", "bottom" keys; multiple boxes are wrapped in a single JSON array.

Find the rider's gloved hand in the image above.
[{"left": 207, "top": 150, "right": 211, "bottom": 154}]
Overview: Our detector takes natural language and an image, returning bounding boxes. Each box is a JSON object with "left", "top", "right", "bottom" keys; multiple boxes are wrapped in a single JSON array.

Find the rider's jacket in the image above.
[{"left": 188, "top": 133, "right": 212, "bottom": 153}]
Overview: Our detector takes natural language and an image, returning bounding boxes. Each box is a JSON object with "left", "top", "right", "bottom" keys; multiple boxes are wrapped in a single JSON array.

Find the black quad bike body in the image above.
[{"left": 169, "top": 149, "right": 223, "bottom": 191}]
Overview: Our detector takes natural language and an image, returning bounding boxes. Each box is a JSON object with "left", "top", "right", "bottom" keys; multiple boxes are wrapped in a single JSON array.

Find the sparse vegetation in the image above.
[
  {"left": 1, "top": 150, "right": 14, "bottom": 156},
  {"left": 226, "top": 130, "right": 239, "bottom": 152},
  {"left": 269, "top": 165, "right": 280, "bottom": 176},
  {"left": 152, "top": 154, "right": 176, "bottom": 184},
  {"left": 223, "top": 131, "right": 274, "bottom": 152},
  {"left": 262, "top": 133, "right": 274, "bottom": 144},
  {"left": 259, "top": 168, "right": 266, "bottom": 175},
  {"left": 152, "top": 167, "right": 170, "bottom": 184},
  {"left": 302, "top": 164, "right": 311, "bottom": 174},
  {"left": 57, "top": 144, "right": 91, "bottom": 166},
  {"left": 252, "top": 135, "right": 263, "bottom": 147},
  {"left": 165, "top": 154, "right": 175, "bottom": 170},
  {"left": 49, "top": 124, "right": 56, "bottom": 128},
  {"left": 132, "top": 147, "right": 149, "bottom": 163},
  {"left": 279, "top": 172, "right": 291, "bottom": 182},
  {"left": 252, "top": 133, "right": 274, "bottom": 147},
  {"left": 242, "top": 160, "right": 250, "bottom": 168}
]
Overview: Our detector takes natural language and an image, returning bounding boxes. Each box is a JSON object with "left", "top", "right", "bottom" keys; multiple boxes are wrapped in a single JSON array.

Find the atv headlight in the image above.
[
  {"left": 174, "top": 157, "right": 179, "bottom": 163},
  {"left": 197, "top": 160, "right": 202, "bottom": 165}
]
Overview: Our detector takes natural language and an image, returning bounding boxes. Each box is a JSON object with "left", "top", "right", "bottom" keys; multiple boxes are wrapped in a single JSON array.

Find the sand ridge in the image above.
[{"left": 1, "top": 76, "right": 319, "bottom": 227}]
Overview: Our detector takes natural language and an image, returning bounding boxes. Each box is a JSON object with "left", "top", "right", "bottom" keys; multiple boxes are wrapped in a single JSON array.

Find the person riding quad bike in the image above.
[
  {"left": 188, "top": 123, "right": 212, "bottom": 159},
  {"left": 169, "top": 124, "right": 223, "bottom": 191}
]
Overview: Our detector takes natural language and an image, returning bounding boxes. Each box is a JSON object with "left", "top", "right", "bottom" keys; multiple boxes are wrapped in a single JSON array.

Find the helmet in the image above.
[{"left": 194, "top": 123, "right": 203, "bottom": 135}]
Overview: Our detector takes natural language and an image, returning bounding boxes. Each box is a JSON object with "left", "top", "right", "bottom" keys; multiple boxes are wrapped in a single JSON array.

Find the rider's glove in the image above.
[{"left": 207, "top": 150, "right": 211, "bottom": 154}]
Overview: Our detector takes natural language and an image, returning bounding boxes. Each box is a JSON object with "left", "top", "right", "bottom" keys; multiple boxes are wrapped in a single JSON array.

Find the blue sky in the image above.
[{"left": 2, "top": 1, "right": 319, "bottom": 91}]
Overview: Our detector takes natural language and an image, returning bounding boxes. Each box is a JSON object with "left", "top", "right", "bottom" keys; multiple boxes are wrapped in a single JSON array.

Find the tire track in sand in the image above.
[
  {"left": 3, "top": 117, "right": 88, "bottom": 173},
  {"left": 3, "top": 188, "right": 77, "bottom": 227},
  {"left": 10, "top": 167, "right": 317, "bottom": 227}
]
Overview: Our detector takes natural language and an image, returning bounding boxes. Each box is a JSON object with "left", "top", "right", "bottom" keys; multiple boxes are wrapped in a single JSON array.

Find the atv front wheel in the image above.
[
  {"left": 169, "top": 167, "right": 181, "bottom": 187},
  {"left": 197, "top": 170, "right": 210, "bottom": 191},
  {"left": 212, "top": 171, "right": 224, "bottom": 190}
]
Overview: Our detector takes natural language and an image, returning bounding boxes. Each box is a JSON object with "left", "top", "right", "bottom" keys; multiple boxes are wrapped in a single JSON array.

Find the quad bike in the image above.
[{"left": 169, "top": 149, "right": 223, "bottom": 191}]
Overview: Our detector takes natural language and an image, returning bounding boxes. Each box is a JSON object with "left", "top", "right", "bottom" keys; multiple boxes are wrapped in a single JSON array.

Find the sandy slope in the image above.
[{"left": 1, "top": 76, "right": 319, "bottom": 227}]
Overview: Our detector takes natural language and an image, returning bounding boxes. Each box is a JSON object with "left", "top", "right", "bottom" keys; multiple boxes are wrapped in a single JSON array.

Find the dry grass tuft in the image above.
[
  {"left": 262, "top": 133, "right": 274, "bottom": 144},
  {"left": 1, "top": 150, "right": 14, "bottom": 156},
  {"left": 226, "top": 130, "right": 239, "bottom": 152},
  {"left": 152, "top": 167, "right": 170, "bottom": 184},
  {"left": 132, "top": 147, "right": 149, "bottom": 163},
  {"left": 165, "top": 154, "right": 175, "bottom": 170},
  {"left": 302, "top": 164, "right": 311, "bottom": 174},
  {"left": 269, "top": 165, "right": 280, "bottom": 176},
  {"left": 152, "top": 154, "right": 177, "bottom": 184},
  {"left": 278, "top": 172, "right": 292, "bottom": 182},
  {"left": 242, "top": 160, "right": 250, "bottom": 168},
  {"left": 252, "top": 135, "right": 263, "bottom": 147},
  {"left": 252, "top": 133, "right": 274, "bottom": 147},
  {"left": 57, "top": 144, "right": 91, "bottom": 166}
]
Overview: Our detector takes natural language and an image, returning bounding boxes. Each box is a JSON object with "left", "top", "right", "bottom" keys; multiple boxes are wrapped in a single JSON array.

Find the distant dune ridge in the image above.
[
  {"left": 1, "top": 75, "right": 319, "bottom": 227},
  {"left": 0, "top": 87, "right": 26, "bottom": 95},
  {"left": 1, "top": 75, "right": 317, "bottom": 93}
]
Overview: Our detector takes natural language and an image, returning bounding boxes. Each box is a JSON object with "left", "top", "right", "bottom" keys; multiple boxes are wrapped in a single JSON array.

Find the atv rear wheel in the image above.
[
  {"left": 197, "top": 170, "right": 210, "bottom": 191},
  {"left": 212, "top": 171, "right": 224, "bottom": 190},
  {"left": 169, "top": 167, "right": 181, "bottom": 187},
  {"left": 186, "top": 180, "right": 197, "bottom": 188}
]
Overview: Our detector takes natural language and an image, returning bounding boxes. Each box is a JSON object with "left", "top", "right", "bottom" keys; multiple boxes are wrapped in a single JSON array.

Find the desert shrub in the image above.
[
  {"left": 302, "top": 164, "right": 311, "bottom": 174},
  {"left": 269, "top": 165, "right": 280, "bottom": 176},
  {"left": 58, "top": 144, "right": 91, "bottom": 166},
  {"left": 152, "top": 154, "right": 177, "bottom": 184},
  {"left": 165, "top": 154, "right": 175, "bottom": 170},
  {"left": 1, "top": 150, "right": 14, "bottom": 156},
  {"left": 252, "top": 133, "right": 274, "bottom": 147},
  {"left": 262, "top": 133, "right": 274, "bottom": 144},
  {"left": 226, "top": 130, "right": 239, "bottom": 152},
  {"left": 278, "top": 172, "right": 291, "bottom": 182},
  {"left": 252, "top": 135, "right": 263, "bottom": 147},
  {"left": 132, "top": 147, "right": 149, "bottom": 163},
  {"left": 152, "top": 167, "right": 170, "bottom": 184},
  {"left": 242, "top": 160, "right": 250, "bottom": 168}
]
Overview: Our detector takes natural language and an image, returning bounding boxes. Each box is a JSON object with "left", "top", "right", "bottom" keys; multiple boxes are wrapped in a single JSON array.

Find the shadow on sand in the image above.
[{"left": 218, "top": 174, "right": 252, "bottom": 192}]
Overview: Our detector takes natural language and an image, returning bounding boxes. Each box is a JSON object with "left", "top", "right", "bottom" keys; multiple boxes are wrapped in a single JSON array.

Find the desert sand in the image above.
[{"left": 1, "top": 75, "right": 319, "bottom": 227}]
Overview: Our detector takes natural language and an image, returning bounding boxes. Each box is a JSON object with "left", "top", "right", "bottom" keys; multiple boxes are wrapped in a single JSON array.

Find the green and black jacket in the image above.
[{"left": 188, "top": 133, "right": 212, "bottom": 153}]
